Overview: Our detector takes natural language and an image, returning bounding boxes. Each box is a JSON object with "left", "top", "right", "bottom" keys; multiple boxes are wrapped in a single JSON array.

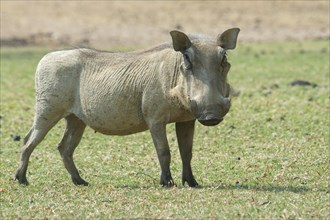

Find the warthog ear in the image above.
[
  {"left": 170, "top": 30, "right": 192, "bottom": 52},
  {"left": 217, "top": 28, "right": 240, "bottom": 50}
]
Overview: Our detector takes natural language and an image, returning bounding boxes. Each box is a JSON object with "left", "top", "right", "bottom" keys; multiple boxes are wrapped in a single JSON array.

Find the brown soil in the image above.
[{"left": 1, "top": 1, "right": 329, "bottom": 48}]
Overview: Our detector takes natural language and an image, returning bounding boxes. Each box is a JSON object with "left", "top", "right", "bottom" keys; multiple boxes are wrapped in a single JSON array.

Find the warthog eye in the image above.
[
  {"left": 220, "top": 55, "right": 229, "bottom": 69},
  {"left": 221, "top": 54, "right": 227, "bottom": 63},
  {"left": 183, "top": 53, "right": 192, "bottom": 70},
  {"left": 219, "top": 55, "right": 230, "bottom": 78}
]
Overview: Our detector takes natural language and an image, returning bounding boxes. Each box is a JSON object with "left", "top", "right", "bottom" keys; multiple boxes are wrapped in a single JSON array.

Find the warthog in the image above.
[{"left": 15, "top": 28, "right": 240, "bottom": 187}]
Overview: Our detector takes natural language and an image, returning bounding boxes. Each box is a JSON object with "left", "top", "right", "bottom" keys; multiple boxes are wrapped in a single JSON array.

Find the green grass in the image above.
[{"left": 1, "top": 40, "right": 329, "bottom": 219}]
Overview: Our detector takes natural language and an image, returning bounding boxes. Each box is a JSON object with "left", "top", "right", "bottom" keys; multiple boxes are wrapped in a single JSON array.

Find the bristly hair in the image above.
[{"left": 187, "top": 33, "right": 212, "bottom": 42}]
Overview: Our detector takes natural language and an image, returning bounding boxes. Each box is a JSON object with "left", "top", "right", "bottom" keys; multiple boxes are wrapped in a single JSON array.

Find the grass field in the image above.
[{"left": 1, "top": 40, "right": 329, "bottom": 219}]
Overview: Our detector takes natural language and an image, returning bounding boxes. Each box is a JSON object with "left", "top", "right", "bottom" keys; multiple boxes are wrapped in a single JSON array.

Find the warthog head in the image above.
[{"left": 171, "top": 28, "right": 240, "bottom": 126}]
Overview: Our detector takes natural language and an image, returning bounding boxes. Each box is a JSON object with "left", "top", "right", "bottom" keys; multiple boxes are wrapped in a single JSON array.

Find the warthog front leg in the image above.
[
  {"left": 175, "top": 120, "right": 198, "bottom": 187},
  {"left": 149, "top": 123, "right": 174, "bottom": 187}
]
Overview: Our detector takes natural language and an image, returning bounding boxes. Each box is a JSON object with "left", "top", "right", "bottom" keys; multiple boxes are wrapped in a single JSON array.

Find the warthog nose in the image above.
[{"left": 198, "top": 115, "right": 223, "bottom": 126}]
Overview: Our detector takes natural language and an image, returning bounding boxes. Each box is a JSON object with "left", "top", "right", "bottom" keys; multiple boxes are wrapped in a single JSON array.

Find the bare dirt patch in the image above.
[{"left": 1, "top": 1, "right": 329, "bottom": 48}]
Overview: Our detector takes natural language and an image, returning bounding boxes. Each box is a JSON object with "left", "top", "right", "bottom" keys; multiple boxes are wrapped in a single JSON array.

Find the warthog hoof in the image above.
[
  {"left": 14, "top": 173, "right": 29, "bottom": 186},
  {"left": 72, "top": 177, "right": 89, "bottom": 186},
  {"left": 160, "top": 173, "right": 175, "bottom": 187},
  {"left": 182, "top": 170, "right": 199, "bottom": 187},
  {"left": 161, "top": 179, "right": 176, "bottom": 188},
  {"left": 182, "top": 177, "right": 199, "bottom": 187}
]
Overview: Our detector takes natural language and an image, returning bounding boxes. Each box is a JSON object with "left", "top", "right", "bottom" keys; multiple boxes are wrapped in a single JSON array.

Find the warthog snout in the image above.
[
  {"left": 198, "top": 115, "right": 223, "bottom": 126},
  {"left": 190, "top": 97, "right": 231, "bottom": 126}
]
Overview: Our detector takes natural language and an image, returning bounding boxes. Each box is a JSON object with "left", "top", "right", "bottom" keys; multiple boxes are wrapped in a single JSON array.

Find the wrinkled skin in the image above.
[{"left": 15, "top": 28, "right": 240, "bottom": 187}]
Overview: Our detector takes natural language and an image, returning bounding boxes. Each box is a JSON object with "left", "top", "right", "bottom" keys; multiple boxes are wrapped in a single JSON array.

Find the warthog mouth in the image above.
[{"left": 198, "top": 117, "right": 223, "bottom": 126}]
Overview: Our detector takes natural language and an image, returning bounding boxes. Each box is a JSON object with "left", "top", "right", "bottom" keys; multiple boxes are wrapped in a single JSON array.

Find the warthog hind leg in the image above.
[
  {"left": 15, "top": 113, "right": 62, "bottom": 185},
  {"left": 176, "top": 120, "right": 199, "bottom": 187},
  {"left": 58, "top": 114, "right": 88, "bottom": 186}
]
